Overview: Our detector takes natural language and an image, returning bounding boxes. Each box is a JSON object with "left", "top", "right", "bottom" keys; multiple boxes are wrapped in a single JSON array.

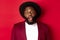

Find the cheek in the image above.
[
  {"left": 32, "top": 13, "right": 36, "bottom": 17},
  {"left": 24, "top": 13, "right": 28, "bottom": 18}
]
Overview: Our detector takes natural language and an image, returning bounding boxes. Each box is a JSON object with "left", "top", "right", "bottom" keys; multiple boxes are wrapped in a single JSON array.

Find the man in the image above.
[{"left": 11, "top": 1, "right": 52, "bottom": 40}]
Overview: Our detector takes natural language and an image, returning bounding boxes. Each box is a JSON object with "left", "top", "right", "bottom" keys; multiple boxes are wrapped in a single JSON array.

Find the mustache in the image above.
[{"left": 27, "top": 16, "right": 33, "bottom": 19}]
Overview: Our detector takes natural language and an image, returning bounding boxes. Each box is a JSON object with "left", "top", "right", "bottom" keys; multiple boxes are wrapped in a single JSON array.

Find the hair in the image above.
[{"left": 19, "top": 1, "right": 42, "bottom": 19}]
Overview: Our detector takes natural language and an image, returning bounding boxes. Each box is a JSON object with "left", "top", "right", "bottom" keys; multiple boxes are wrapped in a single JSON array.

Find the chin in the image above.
[
  {"left": 25, "top": 17, "right": 37, "bottom": 25},
  {"left": 26, "top": 20, "right": 36, "bottom": 25}
]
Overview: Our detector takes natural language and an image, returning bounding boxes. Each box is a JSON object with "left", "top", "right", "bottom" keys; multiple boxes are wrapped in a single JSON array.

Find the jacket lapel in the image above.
[
  {"left": 37, "top": 22, "right": 45, "bottom": 40},
  {"left": 19, "top": 21, "right": 27, "bottom": 40}
]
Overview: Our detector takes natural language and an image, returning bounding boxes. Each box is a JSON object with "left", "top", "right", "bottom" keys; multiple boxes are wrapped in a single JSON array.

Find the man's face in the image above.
[{"left": 24, "top": 6, "right": 36, "bottom": 24}]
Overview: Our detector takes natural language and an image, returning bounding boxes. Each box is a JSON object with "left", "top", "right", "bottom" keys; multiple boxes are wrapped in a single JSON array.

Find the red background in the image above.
[{"left": 0, "top": 0, "right": 60, "bottom": 40}]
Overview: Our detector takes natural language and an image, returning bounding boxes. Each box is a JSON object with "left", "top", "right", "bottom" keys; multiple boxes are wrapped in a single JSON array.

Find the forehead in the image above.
[{"left": 24, "top": 6, "right": 35, "bottom": 10}]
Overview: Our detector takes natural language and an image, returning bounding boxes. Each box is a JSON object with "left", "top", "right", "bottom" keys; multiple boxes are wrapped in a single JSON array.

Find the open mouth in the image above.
[{"left": 28, "top": 16, "right": 33, "bottom": 21}]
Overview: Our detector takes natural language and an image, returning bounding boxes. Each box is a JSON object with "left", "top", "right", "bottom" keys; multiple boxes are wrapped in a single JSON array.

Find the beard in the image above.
[{"left": 25, "top": 16, "right": 37, "bottom": 25}]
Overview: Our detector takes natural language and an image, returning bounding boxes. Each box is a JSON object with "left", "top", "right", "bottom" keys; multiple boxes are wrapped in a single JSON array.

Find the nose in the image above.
[{"left": 28, "top": 12, "right": 32, "bottom": 16}]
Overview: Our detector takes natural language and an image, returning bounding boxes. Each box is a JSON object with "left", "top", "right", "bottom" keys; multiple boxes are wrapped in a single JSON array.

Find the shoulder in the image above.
[
  {"left": 37, "top": 21, "right": 50, "bottom": 31},
  {"left": 13, "top": 21, "right": 25, "bottom": 29},
  {"left": 15, "top": 21, "right": 25, "bottom": 25}
]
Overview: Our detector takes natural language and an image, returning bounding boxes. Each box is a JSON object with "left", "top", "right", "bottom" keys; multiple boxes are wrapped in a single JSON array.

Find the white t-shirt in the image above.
[{"left": 25, "top": 22, "right": 38, "bottom": 40}]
